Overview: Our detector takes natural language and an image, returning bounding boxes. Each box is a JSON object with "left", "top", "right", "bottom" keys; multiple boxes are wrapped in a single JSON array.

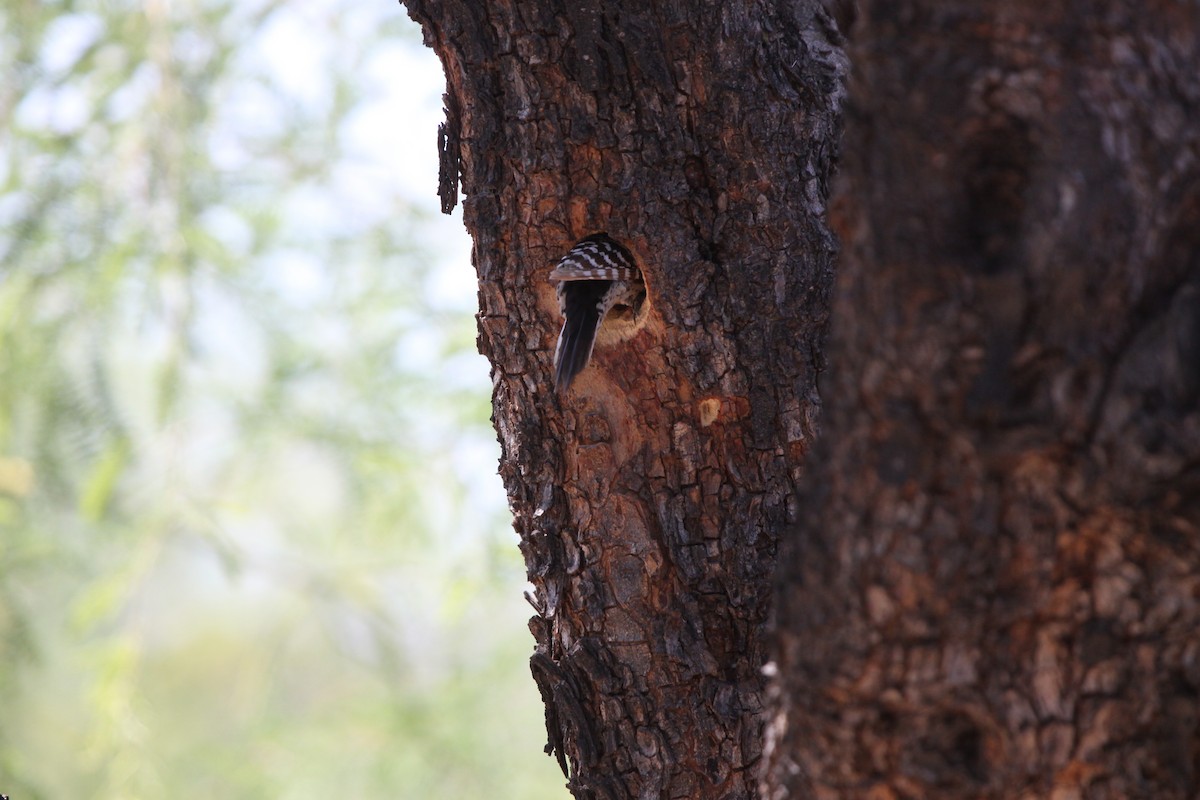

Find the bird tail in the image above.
[{"left": 554, "top": 304, "right": 602, "bottom": 392}]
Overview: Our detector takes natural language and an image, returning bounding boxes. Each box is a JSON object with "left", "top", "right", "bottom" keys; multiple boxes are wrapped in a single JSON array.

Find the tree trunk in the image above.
[
  {"left": 765, "top": 3, "right": 1200, "bottom": 798},
  {"left": 401, "top": 2, "right": 843, "bottom": 798}
]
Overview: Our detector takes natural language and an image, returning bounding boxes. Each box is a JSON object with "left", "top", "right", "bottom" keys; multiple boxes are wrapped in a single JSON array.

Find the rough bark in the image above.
[
  {"left": 766, "top": 3, "right": 1200, "bottom": 798},
  {"left": 400, "top": 2, "right": 843, "bottom": 798}
]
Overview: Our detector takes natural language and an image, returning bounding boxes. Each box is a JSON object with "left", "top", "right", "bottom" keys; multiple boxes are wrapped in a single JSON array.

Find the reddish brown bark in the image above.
[
  {"left": 402, "top": 2, "right": 843, "bottom": 798},
  {"left": 766, "top": 3, "right": 1200, "bottom": 798},
  {"left": 404, "top": 1, "right": 1198, "bottom": 797}
]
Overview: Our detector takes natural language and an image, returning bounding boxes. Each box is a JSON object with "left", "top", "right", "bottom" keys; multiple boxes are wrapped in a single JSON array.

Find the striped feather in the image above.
[{"left": 548, "top": 234, "right": 639, "bottom": 283}]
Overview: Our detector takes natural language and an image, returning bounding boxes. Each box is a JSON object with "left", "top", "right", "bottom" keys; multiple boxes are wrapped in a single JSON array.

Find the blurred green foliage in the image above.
[{"left": 0, "top": 1, "right": 563, "bottom": 797}]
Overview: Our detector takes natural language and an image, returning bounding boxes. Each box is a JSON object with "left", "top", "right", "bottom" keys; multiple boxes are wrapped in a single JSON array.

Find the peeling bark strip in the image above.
[
  {"left": 401, "top": 2, "right": 844, "bottom": 798},
  {"left": 437, "top": 88, "right": 460, "bottom": 214},
  {"left": 766, "top": 2, "right": 1200, "bottom": 798}
]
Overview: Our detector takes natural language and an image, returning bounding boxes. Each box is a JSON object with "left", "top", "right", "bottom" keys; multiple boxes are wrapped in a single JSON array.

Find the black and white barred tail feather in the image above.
[{"left": 549, "top": 233, "right": 642, "bottom": 392}]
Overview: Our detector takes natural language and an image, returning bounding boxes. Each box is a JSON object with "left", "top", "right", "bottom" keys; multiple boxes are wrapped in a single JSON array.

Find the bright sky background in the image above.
[{"left": 9, "top": 0, "right": 517, "bottom": 686}]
